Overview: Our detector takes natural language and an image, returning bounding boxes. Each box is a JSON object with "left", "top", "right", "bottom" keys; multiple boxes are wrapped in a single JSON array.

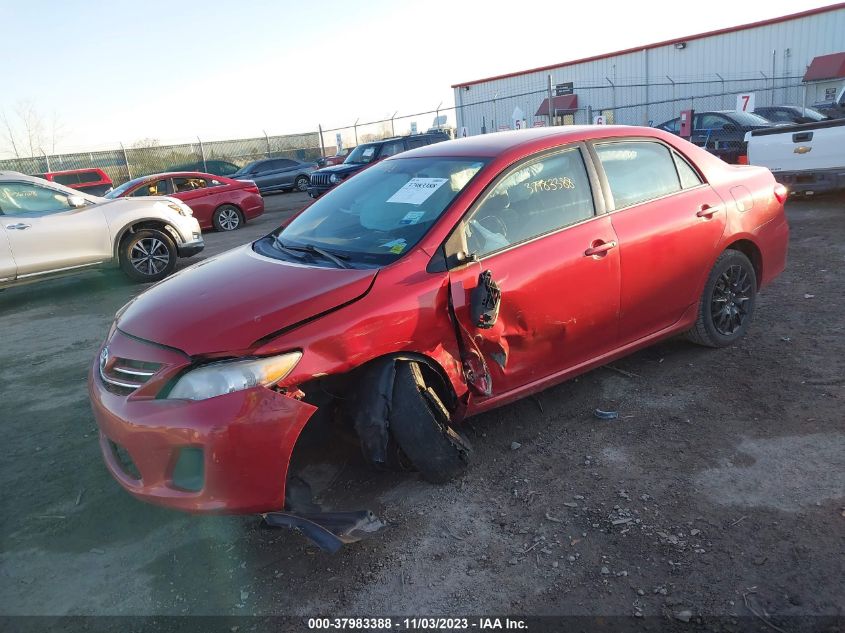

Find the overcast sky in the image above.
[{"left": 0, "top": 0, "right": 834, "bottom": 154}]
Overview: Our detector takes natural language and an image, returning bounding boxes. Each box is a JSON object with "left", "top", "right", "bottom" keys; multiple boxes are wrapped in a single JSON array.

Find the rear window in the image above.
[
  {"left": 77, "top": 171, "right": 102, "bottom": 183},
  {"left": 53, "top": 173, "right": 80, "bottom": 185},
  {"left": 595, "top": 141, "right": 682, "bottom": 208}
]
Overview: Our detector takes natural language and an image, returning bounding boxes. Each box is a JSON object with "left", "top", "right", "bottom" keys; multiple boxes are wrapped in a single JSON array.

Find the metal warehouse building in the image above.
[{"left": 452, "top": 3, "right": 845, "bottom": 134}]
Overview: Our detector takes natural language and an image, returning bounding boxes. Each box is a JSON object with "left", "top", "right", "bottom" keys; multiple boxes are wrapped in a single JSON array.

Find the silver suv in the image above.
[{"left": 0, "top": 172, "right": 204, "bottom": 287}]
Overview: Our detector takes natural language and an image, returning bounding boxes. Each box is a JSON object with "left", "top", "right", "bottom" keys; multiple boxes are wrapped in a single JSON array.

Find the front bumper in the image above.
[
  {"left": 177, "top": 234, "right": 204, "bottom": 258},
  {"left": 88, "top": 336, "right": 316, "bottom": 514},
  {"left": 307, "top": 184, "right": 334, "bottom": 198}
]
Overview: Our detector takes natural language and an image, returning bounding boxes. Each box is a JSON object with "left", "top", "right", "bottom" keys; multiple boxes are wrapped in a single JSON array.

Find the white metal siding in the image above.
[{"left": 454, "top": 9, "right": 845, "bottom": 133}]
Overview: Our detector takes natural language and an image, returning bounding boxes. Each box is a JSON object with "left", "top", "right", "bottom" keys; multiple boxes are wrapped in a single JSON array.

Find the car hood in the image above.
[
  {"left": 117, "top": 244, "right": 377, "bottom": 356},
  {"left": 314, "top": 163, "right": 367, "bottom": 175}
]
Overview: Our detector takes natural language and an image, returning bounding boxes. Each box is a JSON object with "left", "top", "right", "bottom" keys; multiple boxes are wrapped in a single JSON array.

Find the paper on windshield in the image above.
[{"left": 386, "top": 177, "right": 448, "bottom": 205}]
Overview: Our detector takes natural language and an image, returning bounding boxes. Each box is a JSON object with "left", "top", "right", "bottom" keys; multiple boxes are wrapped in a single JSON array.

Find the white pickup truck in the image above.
[{"left": 745, "top": 118, "right": 845, "bottom": 195}]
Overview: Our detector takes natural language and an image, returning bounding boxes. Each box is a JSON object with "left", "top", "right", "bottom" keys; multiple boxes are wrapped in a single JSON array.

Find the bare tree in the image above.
[{"left": 0, "top": 101, "right": 65, "bottom": 159}]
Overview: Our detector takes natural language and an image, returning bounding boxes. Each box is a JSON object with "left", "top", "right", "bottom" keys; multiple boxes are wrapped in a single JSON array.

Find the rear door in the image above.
[
  {"left": 446, "top": 144, "right": 621, "bottom": 398},
  {"left": 172, "top": 176, "right": 214, "bottom": 219},
  {"left": 592, "top": 139, "right": 726, "bottom": 344},
  {"left": 0, "top": 180, "right": 111, "bottom": 275}
]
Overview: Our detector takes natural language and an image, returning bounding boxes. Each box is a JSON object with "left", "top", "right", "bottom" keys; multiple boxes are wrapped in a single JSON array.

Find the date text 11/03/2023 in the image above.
[{"left": 307, "top": 617, "right": 528, "bottom": 630}]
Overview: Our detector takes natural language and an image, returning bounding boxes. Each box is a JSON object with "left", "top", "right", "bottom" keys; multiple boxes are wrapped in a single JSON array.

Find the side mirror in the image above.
[{"left": 67, "top": 195, "right": 87, "bottom": 208}]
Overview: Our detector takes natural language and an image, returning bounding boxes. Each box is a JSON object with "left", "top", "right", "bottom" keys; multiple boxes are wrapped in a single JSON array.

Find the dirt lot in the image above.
[{"left": 0, "top": 194, "right": 842, "bottom": 624}]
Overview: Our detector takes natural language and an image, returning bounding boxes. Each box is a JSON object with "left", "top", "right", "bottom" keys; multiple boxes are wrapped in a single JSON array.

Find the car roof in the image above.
[
  {"left": 0, "top": 171, "right": 101, "bottom": 198},
  {"left": 397, "top": 125, "right": 668, "bottom": 158}
]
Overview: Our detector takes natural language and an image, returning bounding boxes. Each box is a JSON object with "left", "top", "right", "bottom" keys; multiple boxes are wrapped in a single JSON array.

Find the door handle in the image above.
[
  {"left": 584, "top": 240, "right": 617, "bottom": 257},
  {"left": 5, "top": 223, "right": 31, "bottom": 230},
  {"left": 696, "top": 204, "right": 720, "bottom": 218}
]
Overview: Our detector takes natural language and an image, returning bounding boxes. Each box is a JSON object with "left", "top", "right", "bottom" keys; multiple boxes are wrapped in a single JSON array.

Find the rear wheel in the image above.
[
  {"left": 686, "top": 249, "right": 757, "bottom": 347},
  {"left": 388, "top": 362, "right": 471, "bottom": 483},
  {"left": 213, "top": 205, "right": 243, "bottom": 231},
  {"left": 119, "top": 229, "right": 177, "bottom": 283},
  {"left": 294, "top": 175, "right": 309, "bottom": 192}
]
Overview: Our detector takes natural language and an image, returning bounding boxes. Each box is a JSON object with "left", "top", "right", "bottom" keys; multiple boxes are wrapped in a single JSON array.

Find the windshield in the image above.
[
  {"left": 729, "top": 111, "right": 772, "bottom": 127},
  {"left": 270, "top": 156, "right": 487, "bottom": 266},
  {"left": 344, "top": 143, "right": 381, "bottom": 164},
  {"left": 104, "top": 178, "right": 144, "bottom": 198}
]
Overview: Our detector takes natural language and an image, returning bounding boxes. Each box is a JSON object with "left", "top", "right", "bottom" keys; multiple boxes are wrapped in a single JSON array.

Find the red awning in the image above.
[
  {"left": 803, "top": 52, "right": 845, "bottom": 82},
  {"left": 535, "top": 94, "right": 578, "bottom": 116}
]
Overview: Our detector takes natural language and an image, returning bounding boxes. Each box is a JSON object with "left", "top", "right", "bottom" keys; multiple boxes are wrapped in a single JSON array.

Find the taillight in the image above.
[
  {"left": 773, "top": 183, "right": 788, "bottom": 204},
  {"left": 247, "top": 185, "right": 260, "bottom": 194},
  {"left": 737, "top": 155, "right": 749, "bottom": 165}
]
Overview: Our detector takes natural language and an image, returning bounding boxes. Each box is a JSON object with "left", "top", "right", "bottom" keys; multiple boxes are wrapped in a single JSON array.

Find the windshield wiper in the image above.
[{"left": 275, "top": 240, "right": 351, "bottom": 269}]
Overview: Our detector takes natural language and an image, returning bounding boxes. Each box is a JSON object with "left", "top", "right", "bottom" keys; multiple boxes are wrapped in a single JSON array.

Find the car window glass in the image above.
[
  {"left": 463, "top": 147, "right": 595, "bottom": 258},
  {"left": 173, "top": 177, "right": 207, "bottom": 193},
  {"left": 673, "top": 152, "right": 703, "bottom": 188},
  {"left": 278, "top": 157, "right": 487, "bottom": 266},
  {"left": 596, "top": 141, "right": 682, "bottom": 208},
  {"left": 53, "top": 173, "right": 81, "bottom": 185},
  {"left": 209, "top": 178, "right": 223, "bottom": 187},
  {"left": 77, "top": 171, "right": 101, "bottom": 184},
  {"left": 659, "top": 118, "right": 680, "bottom": 133},
  {"left": 131, "top": 179, "right": 172, "bottom": 197},
  {"left": 0, "top": 182, "right": 75, "bottom": 217},
  {"left": 698, "top": 114, "right": 728, "bottom": 130},
  {"left": 407, "top": 138, "right": 427, "bottom": 149},
  {"left": 379, "top": 141, "right": 404, "bottom": 158},
  {"left": 276, "top": 159, "right": 296, "bottom": 168}
]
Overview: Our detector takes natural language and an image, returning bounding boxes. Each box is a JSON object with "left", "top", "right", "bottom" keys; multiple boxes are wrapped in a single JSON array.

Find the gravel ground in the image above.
[{"left": 0, "top": 194, "right": 842, "bottom": 626}]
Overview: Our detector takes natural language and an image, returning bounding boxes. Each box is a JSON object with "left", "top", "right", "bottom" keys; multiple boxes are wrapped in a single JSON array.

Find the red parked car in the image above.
[
  {"left": 33, "top": 168, "right": 113, "bottom": 196},
  {"left": 105, "top": 172, "right": 263, "bottom": 231},
  {"left": 89, "top": 126, "right": 788, "bottom": 542}
]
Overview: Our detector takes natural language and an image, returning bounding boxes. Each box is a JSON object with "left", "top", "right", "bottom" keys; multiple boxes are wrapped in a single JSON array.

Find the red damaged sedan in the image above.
[
  {"left": 106, "top": 172, "right": 263, "bottom": 231},
  {"left": 89, "top": 126, "right": 788, "bottom": 538}
]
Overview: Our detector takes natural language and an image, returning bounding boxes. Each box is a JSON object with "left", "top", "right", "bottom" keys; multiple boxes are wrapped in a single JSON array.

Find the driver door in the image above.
[
  {"left": 445, "top": 145, "right": 621, "bottom": 401},
  {"left": 0, "top": 181, "right": 111, "bottom": 276}
]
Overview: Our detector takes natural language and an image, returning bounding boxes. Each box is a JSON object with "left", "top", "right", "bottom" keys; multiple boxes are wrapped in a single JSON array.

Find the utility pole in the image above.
[{"left": 197, "top": 136, "right": 207, "bottom": 172}]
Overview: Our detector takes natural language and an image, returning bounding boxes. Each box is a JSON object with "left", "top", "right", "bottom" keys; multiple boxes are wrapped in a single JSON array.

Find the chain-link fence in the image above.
[
  {"left": 449, "top": 73, "right": 811, "bottom": 133},
  {"left": 0, "top": 131, "right": 321, "bottom": 186},
  {"left": 0, "top": 72, "right": 820, "bottom": 185}
]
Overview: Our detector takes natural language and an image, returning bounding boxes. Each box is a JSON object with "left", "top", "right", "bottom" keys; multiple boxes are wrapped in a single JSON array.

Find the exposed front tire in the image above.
[
  {"left": 212, "top": 205, "right": 243, "bottom": 231},
  {"left": 388, "top": 362, "right": 471, "bottom": 483},
  {"left": 686, "top": 249, "right": 757, "bottom": 348},
  {"left": 294, "top": 175, "right": 309, "bottom": 192},
  {"left": 119, "top": 229, "right": 177, "bottom": 283}
]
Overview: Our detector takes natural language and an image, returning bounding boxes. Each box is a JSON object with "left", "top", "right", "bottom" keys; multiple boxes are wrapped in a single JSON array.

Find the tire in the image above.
[
  {"left": 388, "top": 362, "right": 471, "bottom": 483},
  {"left": 212, "top": 205, "right": 243, "bottom": 231},
  {"left": 294, "top": 175, "right": 309, "bottom": 192},
  {"left": 119, "top": 229, "right": 177, "bottom": 283},
  {"left": 686, "top": 249, "right": 757, "bottom": 348}
]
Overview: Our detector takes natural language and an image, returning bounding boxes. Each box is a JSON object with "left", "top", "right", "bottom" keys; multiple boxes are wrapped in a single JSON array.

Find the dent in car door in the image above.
[
  {"left": 0, "top": 182, "right": 111, "bottom": 275},
  {"left": 0, "top": 227, "right": 17, "bottom": 282},
  {"left": 593, "top": 140, "right": 727, "bottom": 344},
  {"left": 445, "top": 146, "right": 621, "bottom": 400}
]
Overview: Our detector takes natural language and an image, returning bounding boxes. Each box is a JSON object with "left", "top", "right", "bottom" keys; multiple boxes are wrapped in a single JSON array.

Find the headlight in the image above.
[
  {"left": 167, "top": 202, "right": 191, "bottom": 216},
  {"left": 329, "top": 173, "right": 341, "bottom": 184},
  {"left": 166, "top": 352, "right": 302, "bottom": 401}
]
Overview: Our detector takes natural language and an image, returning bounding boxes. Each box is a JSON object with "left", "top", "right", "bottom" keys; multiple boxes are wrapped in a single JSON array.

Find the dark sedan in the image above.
[
  {"left": 229, "top": 158, "right": 316, "bottom": 194},
  {"left": 655, "top": 110, "right": 772, "bottom": 164},
  {"left": 753, "top": 105, "right": 829, "bottom": 125}
]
